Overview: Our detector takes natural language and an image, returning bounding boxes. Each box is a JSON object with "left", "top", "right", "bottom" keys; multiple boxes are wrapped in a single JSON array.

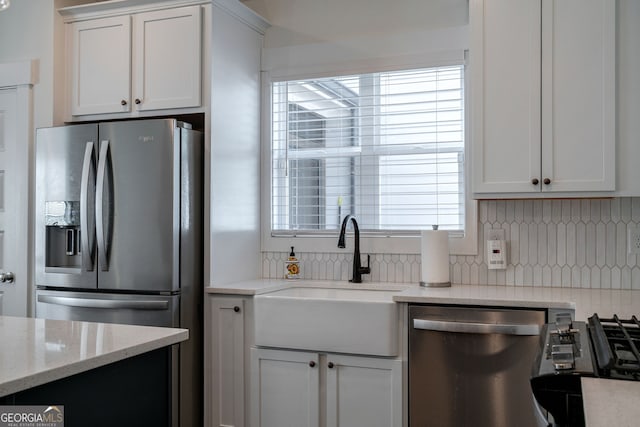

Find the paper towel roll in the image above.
[{"left": 420, "top": 228, "right": 451, "bottom": 287}]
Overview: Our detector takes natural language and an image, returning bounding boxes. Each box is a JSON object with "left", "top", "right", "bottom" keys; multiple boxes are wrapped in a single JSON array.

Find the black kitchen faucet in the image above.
[{"left": 337, "top": 214, "right": 371, "bottom": 283}]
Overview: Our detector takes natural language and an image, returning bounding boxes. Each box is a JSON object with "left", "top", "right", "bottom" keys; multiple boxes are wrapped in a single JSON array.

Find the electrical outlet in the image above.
[{"left": 628, "top": 227, "right": 640, "bottom": 255}]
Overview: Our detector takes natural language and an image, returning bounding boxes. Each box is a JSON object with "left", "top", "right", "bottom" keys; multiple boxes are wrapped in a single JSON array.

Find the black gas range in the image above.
[{"left": 530, "top": 313, "right": 640, "bottom": 427}]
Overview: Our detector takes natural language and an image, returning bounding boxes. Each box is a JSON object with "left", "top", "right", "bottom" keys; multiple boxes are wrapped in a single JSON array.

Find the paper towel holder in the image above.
[{"left": 419, "top": 224, "right": 451, "bottom": 288}]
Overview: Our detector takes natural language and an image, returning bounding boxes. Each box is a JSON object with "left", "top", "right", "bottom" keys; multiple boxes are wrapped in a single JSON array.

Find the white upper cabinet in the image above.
[
  {"left": 132, "top": 6, "right": 201, "bottom": 111},
  {"left": 65, "top": 3, "right": 203, "bottom": 118},
  {"left": 68, "top": 15, "right": 132, "bottom": 116},
  {"left": 471, "top": 0, "right": 615, "bottom": 197}
]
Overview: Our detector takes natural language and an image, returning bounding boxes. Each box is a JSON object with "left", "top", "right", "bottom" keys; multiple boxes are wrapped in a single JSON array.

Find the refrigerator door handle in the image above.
[
  {"left": 80, "top": 142, "right": 95, "bottom": 272},
  {"left": 96, "top": 140, "right": 111, "bottom": 272},
  {"left": 37, "top": 294, "right": 170, "bottom": 310}
]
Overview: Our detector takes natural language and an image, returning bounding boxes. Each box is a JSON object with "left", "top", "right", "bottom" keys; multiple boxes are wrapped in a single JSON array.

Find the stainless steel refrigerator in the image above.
[{"left": 34, "top": 118, "right": 203, "bottom": 427}]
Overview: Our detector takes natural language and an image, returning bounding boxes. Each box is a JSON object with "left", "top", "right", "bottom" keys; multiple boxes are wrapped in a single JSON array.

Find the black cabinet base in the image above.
[{"left": 1, "top": 348, "right": 172, "bottom": 427}]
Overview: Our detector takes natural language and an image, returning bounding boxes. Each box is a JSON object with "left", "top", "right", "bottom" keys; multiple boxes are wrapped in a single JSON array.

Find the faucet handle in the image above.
[{"left": 360, "top": 254, "right": 371, "bottom": 275}]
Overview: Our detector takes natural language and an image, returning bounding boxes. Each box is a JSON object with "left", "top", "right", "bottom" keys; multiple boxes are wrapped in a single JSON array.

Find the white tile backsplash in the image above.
[{"left": 262, "top": 198, "right": 640, "bottom": 289}]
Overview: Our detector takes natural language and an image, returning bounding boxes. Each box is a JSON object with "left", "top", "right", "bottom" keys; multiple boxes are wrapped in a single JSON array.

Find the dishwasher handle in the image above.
[{"left": 413, "top": 318, "right": 540, "bottom": 336}]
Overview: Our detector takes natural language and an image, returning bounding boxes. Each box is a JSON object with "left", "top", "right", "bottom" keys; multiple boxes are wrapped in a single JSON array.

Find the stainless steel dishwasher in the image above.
[{"left": 409, "top": 305, "right": 546, "bottom": 427}]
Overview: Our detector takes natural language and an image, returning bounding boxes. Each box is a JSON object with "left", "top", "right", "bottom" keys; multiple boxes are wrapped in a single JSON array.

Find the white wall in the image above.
[
  {"left": 0, "top": 0, "right": 88, "bottom": 127},
  {"left": 244, "top": 0, "right": 467, "bottom": 47},
  {"left": 209, "top": 3, "right": 265, "bottom": 285},
  {"left": 244, "top": 0, "right": 469, "bottom": 76},
  {"left": 0, "top": 1, "right": 55, "bottom": 128}
]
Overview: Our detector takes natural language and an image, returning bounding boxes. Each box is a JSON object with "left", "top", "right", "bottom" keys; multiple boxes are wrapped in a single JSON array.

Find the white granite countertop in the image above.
[
  {"left": 582, "top": 377, "right": 640, "bottom": 427},
  {"left": 206, "top": 278, "right": 294, "bottom": 295},
  {"left": 0, "top": 316, "right": 188, "bottom": 397},
  {"left": 206, "top": 279, "right": 640, "bottom": 320}
]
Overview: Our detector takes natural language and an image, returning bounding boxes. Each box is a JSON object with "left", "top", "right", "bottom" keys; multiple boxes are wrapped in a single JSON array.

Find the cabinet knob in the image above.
[
  {"left": 121, "top": 100, "right": 127, "bottom": 106},
  {"left": 309, "top": 361, "right": 316, "bottom": 368},
  {"left": 531, "top": 178, "right": 539, "bottom": 186},
  {"left": 328, "top": 362, "right": 334, "bottom": 369},
  {"left": 135, "top": 98, "right": 142, "bottom": 105},
  {"left": 543, "top": 178, "right": 551, "bottom": 185},
  {"left": 233, "top": 306, "right": 240, "bottom": 313}
]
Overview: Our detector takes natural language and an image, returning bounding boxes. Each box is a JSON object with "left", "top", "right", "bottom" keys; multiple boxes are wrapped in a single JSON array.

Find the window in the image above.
[{"left": 271, "top": 65, "right": 466, "bottom": 238}]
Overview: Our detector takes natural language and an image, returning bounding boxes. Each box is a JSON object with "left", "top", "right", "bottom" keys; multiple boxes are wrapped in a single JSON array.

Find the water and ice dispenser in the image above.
[{"left": 44, "top": 201, "right": 81, "bottom": 269}]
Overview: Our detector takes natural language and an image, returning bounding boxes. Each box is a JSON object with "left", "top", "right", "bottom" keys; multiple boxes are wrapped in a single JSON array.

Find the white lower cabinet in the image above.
[
  {"left": 206, "top": 296, "right": 248, "bottom": 427},
  {"left": 251, "top": 349, "right": 320, "bottom": 427},
  {"left": 251, "top": 348, "right": 402, "bottom": 427},
  {"left": 326, "top": 354, "right": 402, "bottom": 427}
]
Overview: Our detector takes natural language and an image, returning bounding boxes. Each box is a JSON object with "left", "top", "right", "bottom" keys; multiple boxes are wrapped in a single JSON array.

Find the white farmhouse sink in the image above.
[{"left": 254, "top": 286, "right": 401, "bottom": 356}]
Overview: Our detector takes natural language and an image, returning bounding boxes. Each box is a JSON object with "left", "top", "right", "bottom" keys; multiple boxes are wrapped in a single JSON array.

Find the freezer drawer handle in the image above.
[
  {"left": 37, "top": 295, "right": 169, "bottom": 310},
  {"left": 413, "top": 319, "right": 540, "bottom": 336}
]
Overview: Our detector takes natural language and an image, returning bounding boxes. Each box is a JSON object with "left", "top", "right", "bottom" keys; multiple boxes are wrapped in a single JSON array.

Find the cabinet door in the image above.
[
  {"left": 68, "top": 16, "right": 131, "bottom": 116},
  {"left": 208, "top": 297, "right": 245, "bottom": 427},
  {"left": 325, "top": 355, "right": 402, "bottom": 427},
  {"left": 540, "top": 0, "right": 615, "bottom": 192},
  {"left": 471, "top": 0, "right": 541, "bottom": 193},
  {"left": 251, "top": 348, "right": 320, "bottom": 427},
  {"left": 132, "top": 6, "right": 202, "bottom": 111}
]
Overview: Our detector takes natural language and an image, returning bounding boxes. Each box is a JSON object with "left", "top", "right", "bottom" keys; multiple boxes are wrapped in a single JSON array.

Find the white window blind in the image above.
[{"left": 271, "top": 65, "right": 465, "bottom": 235}]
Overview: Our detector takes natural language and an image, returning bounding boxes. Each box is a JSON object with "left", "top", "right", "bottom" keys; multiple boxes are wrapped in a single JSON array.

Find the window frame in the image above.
[{"left": 260, "top": 52, "right": 477, "bottom": 256}]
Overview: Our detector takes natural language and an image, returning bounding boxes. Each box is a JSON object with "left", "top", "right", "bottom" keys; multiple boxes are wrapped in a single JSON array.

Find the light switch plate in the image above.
[{"left": 487, "top": 239, "right": 507, "bottom": 270}]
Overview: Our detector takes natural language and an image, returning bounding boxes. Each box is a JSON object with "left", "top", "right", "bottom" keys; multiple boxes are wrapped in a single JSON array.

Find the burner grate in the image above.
[{"left": 589, "top": 314, "right": 640, "bottom": 380}]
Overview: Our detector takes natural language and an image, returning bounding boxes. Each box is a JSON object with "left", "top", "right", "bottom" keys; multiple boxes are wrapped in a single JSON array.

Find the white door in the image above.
[
  {"left": 540, "top": 0, "right": 615, "bottom": 192},
  {"left": 470, "top": 0, "right": 541, "bottom": 194},
  {"left": 132, "top": 5, "right": 202, "bottom": 111},
  {"left": 208, "top": 297, "right": 246, "bottom": 427},
  {"left": 325, "top": 354, "right": 402, "bottom": 427},
  {"left": 251, "top": 348, "right": 320, "bottom": 427},
  {"left": 0, "top": 88, "right": 28, "bottom": 316},
  {"left": 68, "top": 15, "right": 131, "bottom": 116}
]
